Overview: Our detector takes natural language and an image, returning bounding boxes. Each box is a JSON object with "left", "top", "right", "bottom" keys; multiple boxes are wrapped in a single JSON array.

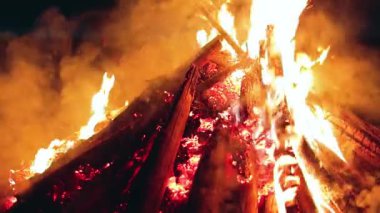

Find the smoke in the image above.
[
  {"left": 297, "top": 1, "right": 380, "bottom": 125},
  {"left": 0, "top": 0, "right": 204, "bottom": 189}
]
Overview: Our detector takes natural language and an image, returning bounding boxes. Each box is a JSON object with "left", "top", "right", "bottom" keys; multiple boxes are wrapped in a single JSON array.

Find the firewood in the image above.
[
  {"left": 240, "top": 62, "right": 266, "bottom": 119},
  {"left": 124, "top": 37, "right": 222, "bottom": 213},
  {"left": 328, "top": 111, "right": 380, "bottom": 170},
  {"left": 187, "top": 127, "right": 258, "bottom": 213},
  {"left": 295, "top": 168, "right": 317, "bottom": 213},
  {"left": 263, "top": 194, "right": 277, "bottom": 213},
  {"left": 200, "top": 7, "right": 246, "bottom": 57},
  {"left": 8, "top": 78, "right": 180, "bottom": 212}
]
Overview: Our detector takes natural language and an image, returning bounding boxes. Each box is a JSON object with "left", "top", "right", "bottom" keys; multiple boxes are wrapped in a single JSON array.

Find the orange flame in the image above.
[
  {"left": 25, "top": 72, "right": 116, "bottom": 177},
  {"left": 195, "top": 0, "right": 346, "bottom": 211}
]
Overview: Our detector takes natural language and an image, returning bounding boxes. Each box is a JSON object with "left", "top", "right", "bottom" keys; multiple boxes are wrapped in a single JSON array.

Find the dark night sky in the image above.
[
  {"left": 0, "top": 0, "right": 379, "bottom": 47},
  {"left": 0, "top": 0, "right": 116, "bottom": 33}
]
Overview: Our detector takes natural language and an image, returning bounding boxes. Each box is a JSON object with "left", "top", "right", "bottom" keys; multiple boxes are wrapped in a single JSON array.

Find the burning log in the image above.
[
  {"left": 7, "top": 37, "right": 224, "bottom": 213},
  {"left": 328, "top": 110, "right": 380, "bottom": 170},
  {"left": 124, "top": 37, "right": 223, "bottom": 213},
  {"left": 8, "top": 79, "right": 178, "bottom": 212},
  {"left": 295, "top": 167, "right": 317, "bottom": 213},
  {"left": 200, "top": 6, "right": 245, "bottom": 57},
  {"left": 240, "top": 63, "right": 266, "bottom": 118},
  {"left": 187, "top": 127, "right": 258, "bottom": 213}
]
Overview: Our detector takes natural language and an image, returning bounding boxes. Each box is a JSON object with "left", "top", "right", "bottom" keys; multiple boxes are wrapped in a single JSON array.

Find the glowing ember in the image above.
[
  {"left": 2, "top": 196, "right": 17, "bottom": 211},
  {"left": 167, "top": 136, "right": 203, "bottom": 201},
  {"left": 198, "top": 118, "right": 216, "bottom": 132}
]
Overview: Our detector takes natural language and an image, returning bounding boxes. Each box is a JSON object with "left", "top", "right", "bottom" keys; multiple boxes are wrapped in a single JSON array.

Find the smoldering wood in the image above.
[
  {"left": 125, "top": 37, "right": 223, "bottom": 213},
  {"left": 263, "top": 194, "right": 277, "bottom": 213},
  {"left": 240, "top": 63, "right": 266, "bottom": 119},
  {"left": 125, "top": 66, "right": 200, "bottom": 213},
  {"left": 9, "top": 77, "right": 180, "bottom": 212},
  {"left": 9, "top": 37, "right": 224, "bottom": 213},
  {"left": 198, "top": 56, "right": 254, "bottom": 93},
  {"left": 187, "top": 127, "right": 258, "bottom": 213}
]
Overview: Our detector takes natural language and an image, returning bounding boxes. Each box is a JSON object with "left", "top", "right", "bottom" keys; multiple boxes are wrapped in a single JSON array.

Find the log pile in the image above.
[{"left": 3, "top": 34, "right": 380, "bottom": 213}]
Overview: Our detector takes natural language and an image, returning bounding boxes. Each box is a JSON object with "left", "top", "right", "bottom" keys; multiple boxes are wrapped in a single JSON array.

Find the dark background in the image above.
[
  {"left": 0, "top": 0, "right": 379, "bottom": 46},
  {"left": 0, "top": 0, "right": 116, "bottom": 33}
]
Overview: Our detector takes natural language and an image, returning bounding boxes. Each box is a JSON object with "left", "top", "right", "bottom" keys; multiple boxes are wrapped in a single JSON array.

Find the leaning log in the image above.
[
  {"left": 125, "top": 37, "right": 222, "bottom": 213},
  {"left": 187, "top": 127, "right": 258, "bottom": 213},
  {"left": 8, "top": 77, "right": 179, "bottom": 212},
  {"left": 8, "top": 37, "right": 223, "bottom": 213}
]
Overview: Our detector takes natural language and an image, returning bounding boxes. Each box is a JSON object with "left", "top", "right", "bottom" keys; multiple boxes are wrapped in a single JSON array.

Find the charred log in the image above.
[
  {"left": 187, "top": 127, "right": 258, "bottom": 213},
  {"left": 8, "top": 77, "right": 179, "bottom": 212},
  {"left": 125, "top": 37, "right": 222, "bottom": 213}
]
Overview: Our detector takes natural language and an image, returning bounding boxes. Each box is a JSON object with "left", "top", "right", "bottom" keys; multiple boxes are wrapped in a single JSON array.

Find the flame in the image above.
[
  {"left": 196, "top": 29, "right": 217, "bottom": 47},
  {"left": 244, "top": 0, "right": 345, "bottom": 210},
  {"left": 24, "top": 72, "right": 116, "bottom": 177},
  {"left": 273, "top": 155, "right": 298, "bottom": 213},
  {"left": 196, "top": 2, "right": 238, "bottom": 57},
  {"left": 79, "top": 73, "right": 115, "bottom": 140},
  {"left": 217, "top": 3, "right": 238, "bottom": 57},
  {"left": 29, "top": 139, "right": 75, "bottom": 175},
  {"left": 195, "top": 0, "right": 347, "bottom": 210}
]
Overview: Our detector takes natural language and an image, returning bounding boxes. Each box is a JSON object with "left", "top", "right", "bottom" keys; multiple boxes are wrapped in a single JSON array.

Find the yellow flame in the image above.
[
  {"left": 244, "top": 0, "right": 345, "bottom": 210},
  {"left": 27, "top": 72, "right": 116, "bottom": 176},
  {"left": 196, "top": 28, "right": 218, "bottom": 47},
  {"left": 217, "top": 3, "right": 238, "bottom": 57},
  {"left": 273, "top": 155, "right": 298, "bottom": 213},
  {"left": 29, "top": 139, "right": 75, "bottom": 175},
  {"left": 79, "top": 73, "right": 115, "bottom": 140}
]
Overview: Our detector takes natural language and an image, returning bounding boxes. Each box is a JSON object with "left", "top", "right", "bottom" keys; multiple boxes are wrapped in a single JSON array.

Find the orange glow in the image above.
[{"left": 20, "top": 72, "right": 117, "bottom": 178}]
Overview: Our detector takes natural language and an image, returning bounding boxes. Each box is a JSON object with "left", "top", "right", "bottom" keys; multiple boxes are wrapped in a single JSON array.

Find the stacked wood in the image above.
[
  {"left": 124, "top": 37, "right": 223, "bottom": 213},
  {"left": 8, "top": 78, "right": 178, "bottom": 212},
  {"left": 187, "top": 127, "right": 258, "bottom": 213},
  {"left": 4, "top": 26, "right": 380, "bottom": 213}
]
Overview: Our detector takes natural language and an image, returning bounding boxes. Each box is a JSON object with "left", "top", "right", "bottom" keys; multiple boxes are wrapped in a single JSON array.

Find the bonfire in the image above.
[{"left": 2, "top": 0, "right": 379, "bottom": 212}]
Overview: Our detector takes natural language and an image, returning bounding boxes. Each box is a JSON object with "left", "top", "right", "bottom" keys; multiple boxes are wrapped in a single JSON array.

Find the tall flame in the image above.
[{"left": 196, "top": 0, "right": 347, "bottom": 211}]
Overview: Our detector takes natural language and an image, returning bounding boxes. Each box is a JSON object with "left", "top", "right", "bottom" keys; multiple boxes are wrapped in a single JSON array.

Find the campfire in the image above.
[{"left": 2, "top": 0, "right": 380, "bottom": 212}]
